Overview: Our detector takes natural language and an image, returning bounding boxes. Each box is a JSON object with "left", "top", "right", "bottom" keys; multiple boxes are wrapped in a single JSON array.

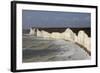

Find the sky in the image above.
[{"left": 22, "top": 10, "right": 91, "bottom": 29}]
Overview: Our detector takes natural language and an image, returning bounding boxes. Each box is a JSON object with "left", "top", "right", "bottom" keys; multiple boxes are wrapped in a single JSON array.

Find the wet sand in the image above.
[{"left": 22, "top": 35, "right": 90, "bottom": 63}]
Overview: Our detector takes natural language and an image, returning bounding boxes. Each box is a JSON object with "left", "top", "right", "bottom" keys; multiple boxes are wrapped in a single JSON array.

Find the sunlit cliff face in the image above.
[{"left": 29, "top": 28, "right": 91, "bottom": 52}]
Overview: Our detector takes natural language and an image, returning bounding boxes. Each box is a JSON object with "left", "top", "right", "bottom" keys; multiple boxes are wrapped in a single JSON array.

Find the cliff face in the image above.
[
  {"left": 29, "top": 28, "right": 91, "bottom": 53},
  {"left": 29, "top": 28, "right": 35, "bottom": 35}
]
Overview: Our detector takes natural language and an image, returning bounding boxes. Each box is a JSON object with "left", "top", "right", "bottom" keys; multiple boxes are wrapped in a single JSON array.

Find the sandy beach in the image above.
[{"left": 22, "top": 35, "right": 90, "bottom": 63}]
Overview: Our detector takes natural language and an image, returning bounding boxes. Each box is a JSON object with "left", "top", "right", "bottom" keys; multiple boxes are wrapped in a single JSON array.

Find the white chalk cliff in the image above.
[
  {"left": 29, "top": 28, "right": 35, "bottom": 35},
  {"left": 62, "top": 28, "right": 75, "bottom": 41},
  {"left": 41, "top": 30, "right": 51, "bottom": 38},
  {"left": 37, "top": 29, "right": 42, "bottom": 37},
  {"left": 77, "top": 30, "right": 91, "bottom": 51},
  {"left": 29, "top": 28, "right": 91, "bottom": 52},
  {"left": 51, "top": 32, "right": 62, "bottom": 39}
]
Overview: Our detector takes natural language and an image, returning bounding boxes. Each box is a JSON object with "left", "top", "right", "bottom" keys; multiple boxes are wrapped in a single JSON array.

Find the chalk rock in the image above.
[
  {"left": 63, "top": 28, "right": 75, "bottom": 41},
  {"left": 41, "top": 30, "right": 50, "bottom": 38},
  {"left": 51, "top": 32, "right": 61, "bottom": 39},
  {"left": 60, "top": 33, "right": 65, "bottom": 39},
  {"left": 74, "top": 33, "right": 78, "bottom": 42},
  {"left": 84, "top": 37, "right": 91, "bottom": 52},
  {"left": 77, "top": 31, "right": 85, "bottom": 45},
  {"left": 29, "top": 28, "right": 35, "bottom": 35},
  {"left": 37, "top": 29, "right": 42, "bottom": 37},
  {"left": 77, "top": 30, "right": 89, "bottom": 46}
]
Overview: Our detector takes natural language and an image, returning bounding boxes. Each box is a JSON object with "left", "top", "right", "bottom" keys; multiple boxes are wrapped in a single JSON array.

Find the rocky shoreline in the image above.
[
  {"left": 28, "top": 28, "right": 91, "bottom": 53},
  {"left": 23, "top": 36, "right": 90, "bottom": 63}
]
